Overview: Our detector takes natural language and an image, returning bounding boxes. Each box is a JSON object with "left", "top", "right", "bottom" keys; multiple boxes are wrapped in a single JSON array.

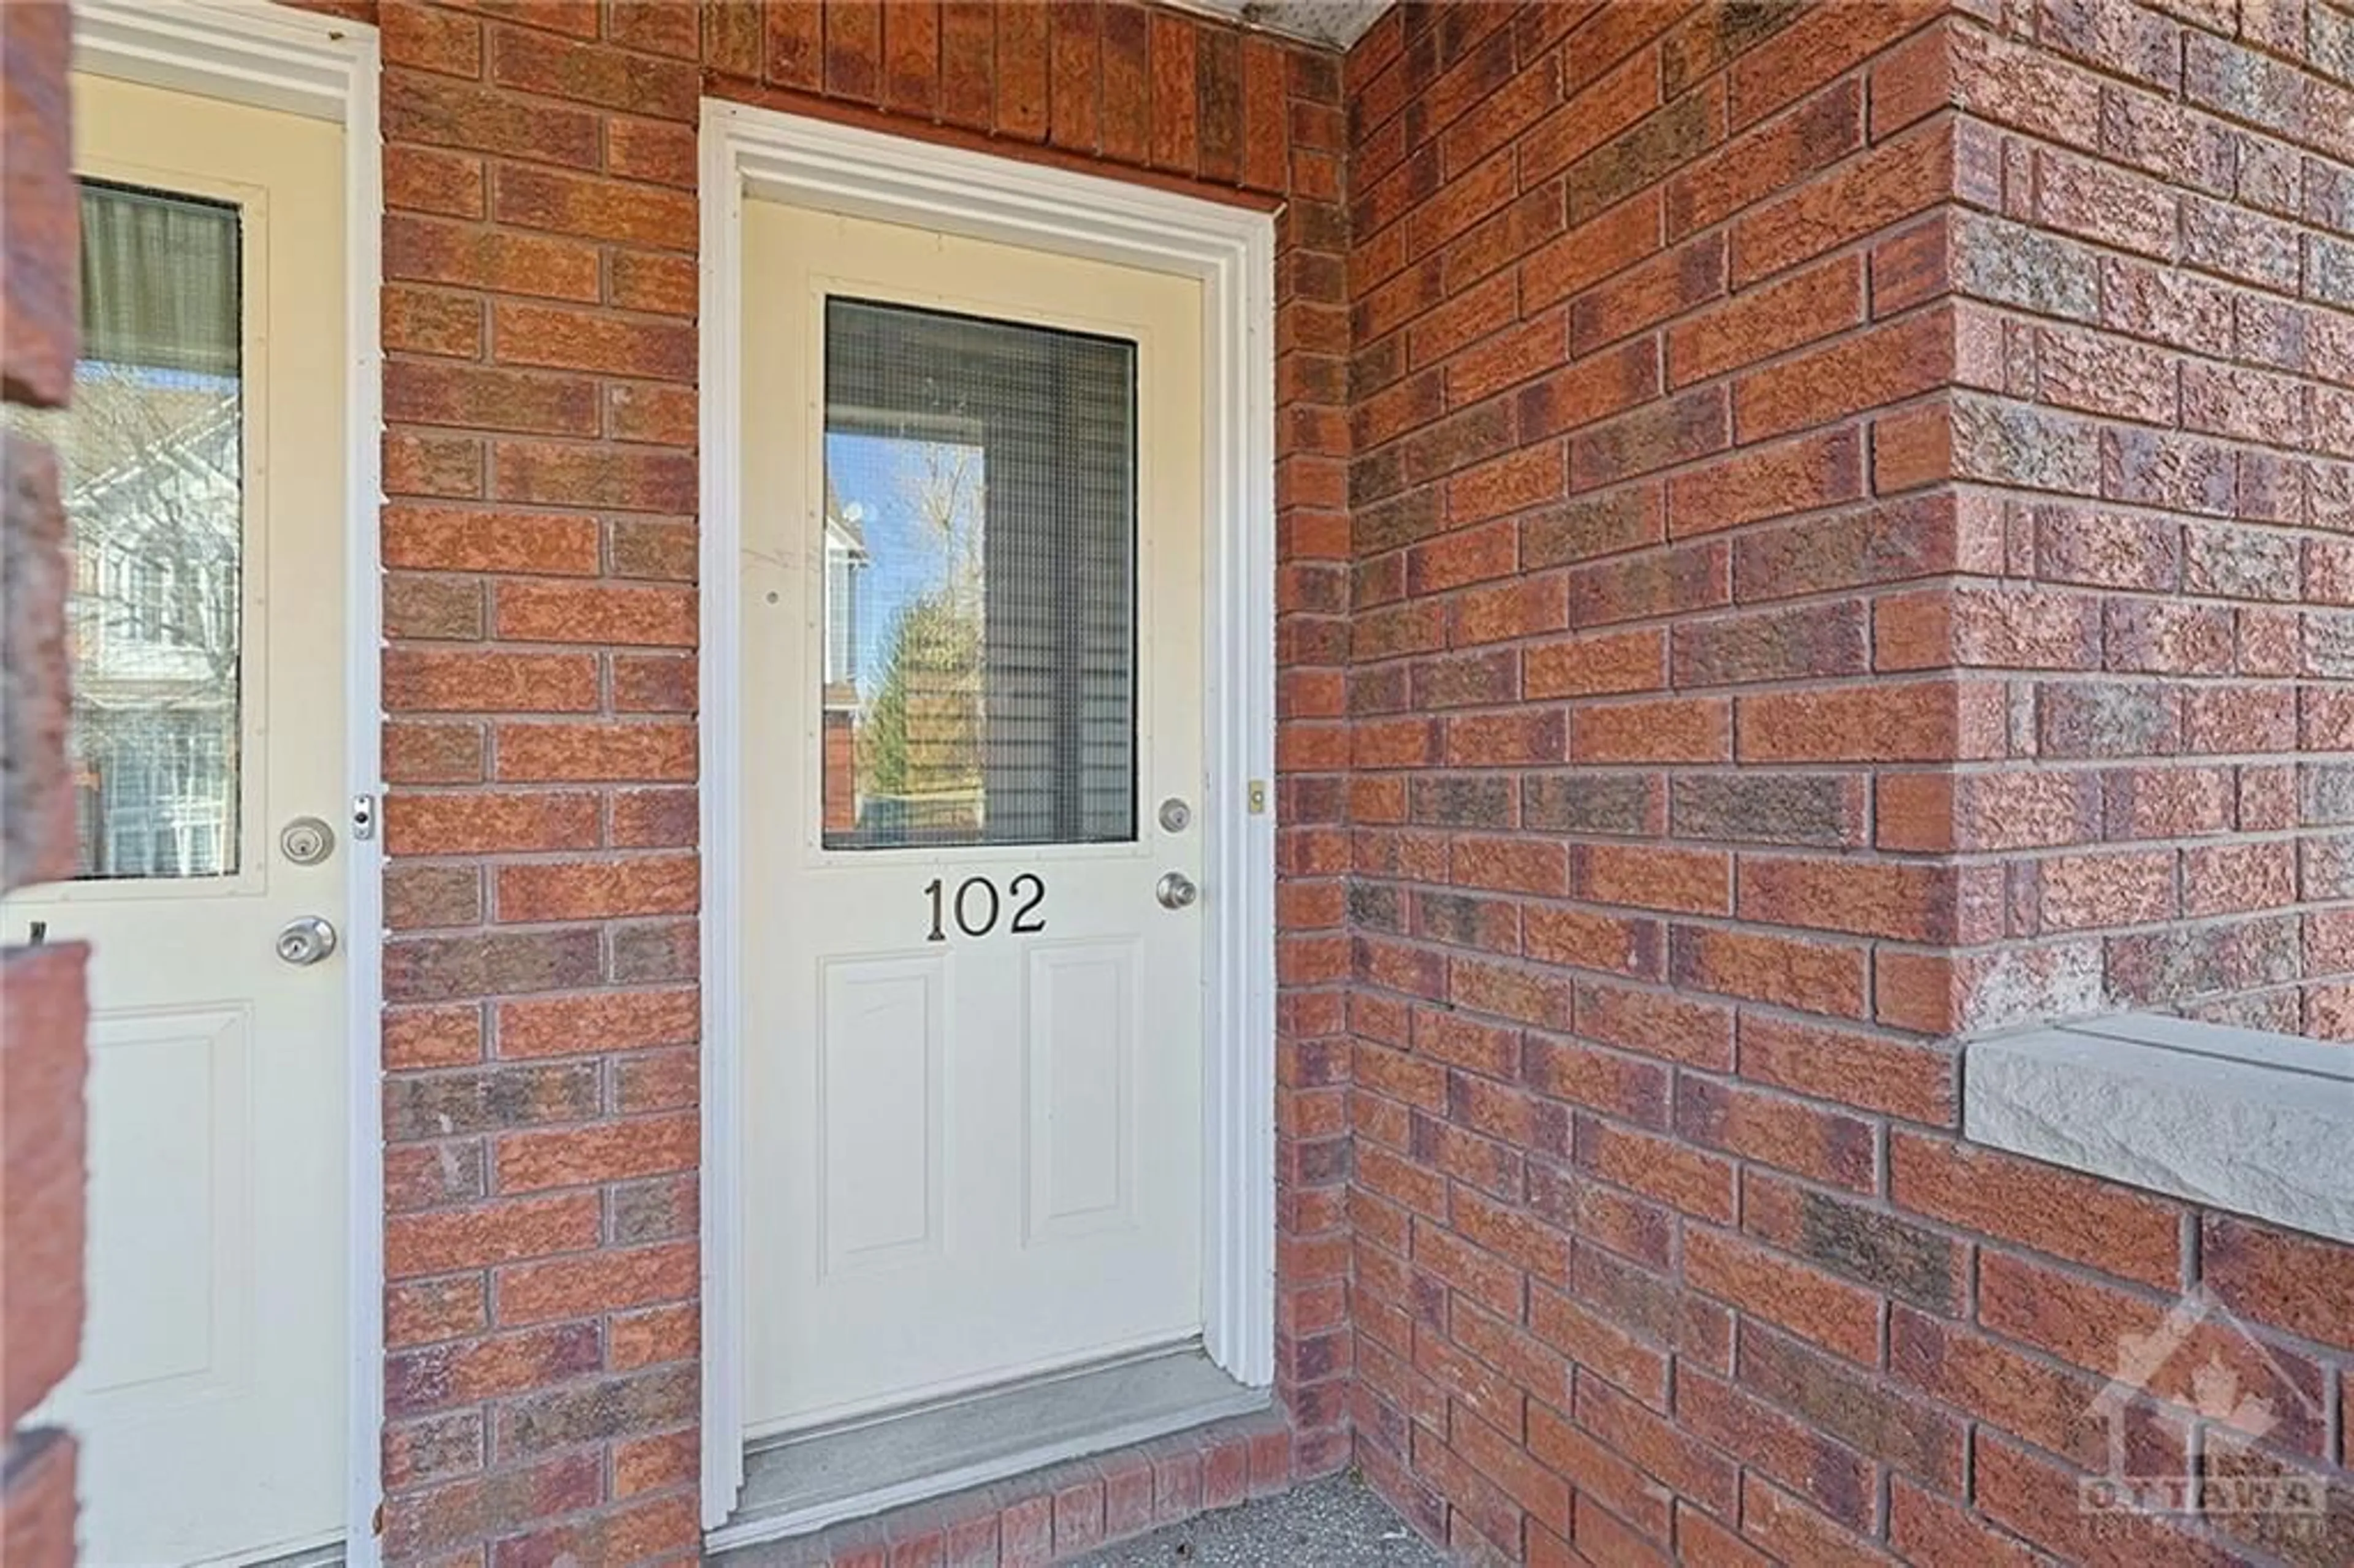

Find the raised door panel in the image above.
[
  {"left": 819, "top": 956, "right": 946, "bottom": 1271},
  {"left": 1024, "top": 941, "right": 1137, "bottom": 1242}
]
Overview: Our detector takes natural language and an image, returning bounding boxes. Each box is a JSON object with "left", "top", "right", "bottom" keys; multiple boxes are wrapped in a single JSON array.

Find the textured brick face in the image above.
[
  {"left": 0, "top": 0, "right": 75, "bottom": 409},
  {"left": 1918, "top": 5, "right": 2354, "bottom": 1043},
  {"left": 0, "top": 4, "right": 83, "bottom": 1559},
  {"left": 370, "top": 1, "right": 1349, "bottom": 1561},
  {"left": 0, "top": 438, "right": 74, "bottom": 894},
  {"left": 0, "top": 926, "right": 85, "bottom": 1353},
  {"left": 1344, "top": 2, "right": 2354, "bottom": 1564}
]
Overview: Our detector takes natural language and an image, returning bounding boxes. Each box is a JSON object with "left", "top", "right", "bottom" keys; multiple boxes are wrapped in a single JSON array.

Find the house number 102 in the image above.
[{"left": 924, "top": 874, "right": 1046, "bottom": 940}]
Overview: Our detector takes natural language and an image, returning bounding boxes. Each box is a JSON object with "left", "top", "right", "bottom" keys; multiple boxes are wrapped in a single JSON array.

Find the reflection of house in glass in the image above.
[
  {"left": 820, "top": 479, "right": 868, "bottom": 837},
  {"left": 56, "top": 362, "right": 243, "bottom": 880}
]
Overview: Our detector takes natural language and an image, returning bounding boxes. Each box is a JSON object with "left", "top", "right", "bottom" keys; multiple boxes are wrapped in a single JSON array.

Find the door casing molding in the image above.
[
  {"left": 698, "top": 101, "right": 1280, "bottom": 1529},
  {"left": 70, "top": 4, "right": 386, "bottom": 1563}
]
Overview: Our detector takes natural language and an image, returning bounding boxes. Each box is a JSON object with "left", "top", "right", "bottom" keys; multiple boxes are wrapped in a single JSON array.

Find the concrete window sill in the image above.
[{"left": 1963, "top": 1013, "right": 2354, "bottom": 1246}]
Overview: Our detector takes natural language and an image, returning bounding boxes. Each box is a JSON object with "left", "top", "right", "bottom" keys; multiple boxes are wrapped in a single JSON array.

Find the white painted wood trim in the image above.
[
  {"left": 340, "top": 42, "right": 389, "bottom": 1568},
  {"left": 698, "top": 108, "right": 751, "bottom": 1529},
  {"left": 71, "top": 7, "right": 387, "bottom": 1565},
  {"left": 698, "top": 101, "right": 1279, "bottom": 1531}
]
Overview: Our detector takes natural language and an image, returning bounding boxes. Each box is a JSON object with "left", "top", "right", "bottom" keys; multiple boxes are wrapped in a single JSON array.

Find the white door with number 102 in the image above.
[{"left": 739, "top": 199, "right": 1210, "bottom": 1434}]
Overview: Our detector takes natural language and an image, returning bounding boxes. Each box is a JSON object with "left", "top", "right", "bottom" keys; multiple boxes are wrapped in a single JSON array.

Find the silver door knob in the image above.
[
  {"left": 275, "top": 916, "right": 338, "bottom": 966},
  {"left": 1154, "top": 872, "right": 1198, "bottom": 910}
]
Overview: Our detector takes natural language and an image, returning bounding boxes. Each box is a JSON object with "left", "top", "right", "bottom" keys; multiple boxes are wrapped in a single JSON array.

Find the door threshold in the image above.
[{"left": 708, "top": 1342, "right": 1268, "bottom": 1553}]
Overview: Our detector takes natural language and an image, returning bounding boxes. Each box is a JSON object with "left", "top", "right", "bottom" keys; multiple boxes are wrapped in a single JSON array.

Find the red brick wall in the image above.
[
  {"left": 374, "top": 8, "right": 706, "bottom": 1556},
  {"left": 0, "top": 1, "right": 86, "bottom": 1563},
  {"left": 1341, "top": 2, "right": 2352, "bottom": 1564},
  {"left": 1892, "top": 0, "right": 2354, "bottom": 1042},
  {"left": 370, "top": 2, "right": 1349, "bottom": 1561},
  {"left": 36, "top": 0, "right": 2341, "bottom": 1561}
]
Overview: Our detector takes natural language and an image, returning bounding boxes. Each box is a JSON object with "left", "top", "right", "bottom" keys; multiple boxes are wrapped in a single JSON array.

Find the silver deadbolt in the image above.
[
  {"left": 281, "top": 815, "right": 335, "bottom": 866},
  {"left": 1158, "top": 797, "right": 1192, "bottom": 833},
  {"left": 275, "top": 916, "right": 338, "bottom": 966},
  {"left": 1154, "top": 871, "right": 1199, "bottom": 911}
]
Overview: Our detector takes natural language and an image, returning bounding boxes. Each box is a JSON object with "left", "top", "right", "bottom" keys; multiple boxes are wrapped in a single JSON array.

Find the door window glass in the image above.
[
  {"left": 29, "top": 182, "right": 245, "bottom": 878},
  {"left": 820, "top": 297, "right": 1137, "bottom": 850}
]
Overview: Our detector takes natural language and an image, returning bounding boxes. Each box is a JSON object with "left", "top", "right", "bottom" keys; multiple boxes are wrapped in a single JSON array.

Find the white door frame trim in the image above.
[
  {"left": 697, "top": 101, "right": 1279, "bottom": 1529},
  {"left": 70, "top": 6, "right": 386, "bottom": 1564}
]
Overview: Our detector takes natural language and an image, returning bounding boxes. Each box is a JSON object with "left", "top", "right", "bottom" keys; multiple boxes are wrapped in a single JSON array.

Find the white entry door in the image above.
[
  {"left": 739, "top": 199, "right": 1209, "bottom": 1434},
  {"left": 1, "top": 73, "right": 350, "bottom": 1565}
]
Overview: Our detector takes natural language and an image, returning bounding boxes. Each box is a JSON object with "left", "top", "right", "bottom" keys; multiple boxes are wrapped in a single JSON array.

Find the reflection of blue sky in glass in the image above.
[{"left": 825, "top": 430, "right": 986, "bottom": 700}]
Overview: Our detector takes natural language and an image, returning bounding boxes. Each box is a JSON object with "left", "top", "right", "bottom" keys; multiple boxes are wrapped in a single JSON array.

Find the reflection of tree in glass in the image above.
[
  {"left": 12, "top": 363, "right": 243, "bottom": 877},
  {"left": 861, "top": 592, "right": 979, "bottom": 799},
  {"left": 856, "top": 440, "right": 987, "bottom": 834}
]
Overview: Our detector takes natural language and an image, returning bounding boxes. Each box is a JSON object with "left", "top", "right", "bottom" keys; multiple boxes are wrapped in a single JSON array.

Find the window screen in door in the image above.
[
  {"left": 12, "top": 182, "right": 246, "bottom": 880},
  {"left": 820, "top": 297, "right": 1138, "bottom": 850}
]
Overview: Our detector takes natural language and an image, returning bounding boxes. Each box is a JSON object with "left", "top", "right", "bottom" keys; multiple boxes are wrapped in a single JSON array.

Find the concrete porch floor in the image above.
[{"left": 1063, "top": 1473, "right": 1444, "bottom": 1567}]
